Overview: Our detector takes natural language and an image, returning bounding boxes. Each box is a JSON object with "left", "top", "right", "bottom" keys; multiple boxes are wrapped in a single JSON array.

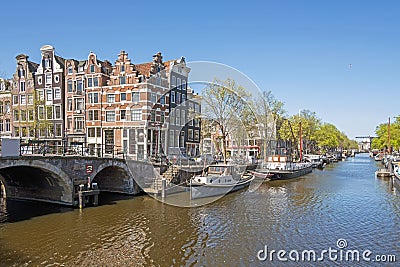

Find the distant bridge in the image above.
[
  {"left": 0, "top": 156, "right": 155, "bottom": 206},
  {"left": 355, "top": 136, "right": 377, "bottom": 151}
]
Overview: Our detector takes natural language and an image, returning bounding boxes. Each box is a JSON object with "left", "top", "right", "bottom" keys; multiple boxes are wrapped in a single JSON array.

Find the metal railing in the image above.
[{"left": 19, "top": 140, "right": 127, "bottom": 159}]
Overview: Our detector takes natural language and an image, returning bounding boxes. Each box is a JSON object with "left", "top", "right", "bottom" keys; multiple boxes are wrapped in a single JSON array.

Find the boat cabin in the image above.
[
  {"left": 192, "top": 165, "right": 245, "bottom": 185},
  {"left": 265, "top": 155, "right": 297, "bottom": 170}
]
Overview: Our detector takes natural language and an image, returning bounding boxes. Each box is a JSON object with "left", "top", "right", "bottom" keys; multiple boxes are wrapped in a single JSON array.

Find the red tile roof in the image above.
[
  {"left": 135, "top": 62, "right": 152, "bottom": 77},
  {"left": 135, "top": 59, "right": 177, "bottom": 77}
]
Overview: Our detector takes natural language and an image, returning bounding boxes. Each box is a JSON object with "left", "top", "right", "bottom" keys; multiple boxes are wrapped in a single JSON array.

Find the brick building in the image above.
[
  {"left": 65, "top": 52, "right": 112, "bottom": 154},
  {"left": 11, "top": 54, "right": 38, "bottom": 141},
  {"left": 34, "top": 45, "right": 65, "bottom": 150},
  {"left": 9, "top": 46, "right": 201, "bottom": 159},
  {"left": 0, "top": 78, "right": 12, "bottom": 139}
]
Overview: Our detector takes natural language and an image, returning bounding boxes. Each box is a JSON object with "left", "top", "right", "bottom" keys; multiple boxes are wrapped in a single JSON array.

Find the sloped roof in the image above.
[
  {"left": 55, "top": 55, "right": 65, "bottom": 68},
  {"left": 135, "top": 59, "right": 179, "bottom": 77},
  {"left": 135, "top": 62, "right": 152, "bottom": 77},
  {"left": 27, "top": 61, "right": 39, "bottom": 73},
  {"left": 78, "top": 60, "right": 86, "bottom": 67}
]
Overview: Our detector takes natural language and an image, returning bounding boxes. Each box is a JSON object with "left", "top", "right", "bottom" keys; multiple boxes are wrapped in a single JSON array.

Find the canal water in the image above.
[{"left": 0, "top": 153, "right": 399, "bottom": 266}]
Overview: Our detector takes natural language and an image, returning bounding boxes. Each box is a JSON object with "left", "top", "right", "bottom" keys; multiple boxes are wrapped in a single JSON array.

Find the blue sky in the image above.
[{"left": 1, "top": 0, "right": 399, "bottom": 139}]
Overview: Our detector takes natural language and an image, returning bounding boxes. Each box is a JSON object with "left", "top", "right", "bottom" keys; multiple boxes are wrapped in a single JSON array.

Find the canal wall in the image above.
[{"left": 0, "top": 156, "right": 153, "bottom": 206}]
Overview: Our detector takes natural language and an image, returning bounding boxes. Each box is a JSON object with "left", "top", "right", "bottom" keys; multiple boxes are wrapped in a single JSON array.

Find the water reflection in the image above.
[{"left": 0, "top": 154, "right": 399, "bottom": 266}]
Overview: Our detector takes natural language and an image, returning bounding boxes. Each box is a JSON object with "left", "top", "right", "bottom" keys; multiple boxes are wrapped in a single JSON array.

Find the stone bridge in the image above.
[{"left": 0, "top": 156, "right": 155, "bottom": 206}]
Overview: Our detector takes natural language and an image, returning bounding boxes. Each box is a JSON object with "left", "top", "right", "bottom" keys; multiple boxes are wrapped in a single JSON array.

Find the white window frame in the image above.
[
  {"left": 45, "top": 74, "right": 52, "bottom": 85},
  {"left": 107, "top": 94, "right": 115, "bottom": 103},
  {"left": 46, "top": 89, "right": 53, "bottom": 101},
  {"left": 27, "top": 94, "right": 33, "bottom": 105},
  {"left": 131, "top": 109, "right": 142, "bottom": 121},
  {"left": 45, "top": 58, "right": 51, "bottom": 69},
  {"left": 177, "top": 78, "right": 181, "bottom": 89},
  {"left": 171, "top": 91, "right": 175, "bottom": 103},
  {"left": 106, "top": 110, "right": 116, "bottom": 122},
  {"left": 132, "top": 92, "right": 140, "bottom": 103},
  {"left": 151, "top": 93, "right": 157, "bottom": 103},
  {"left": 20, "top": 81, "right": 26, "bottom": 92},
  {"left": 20, "top": 95, "right": 26, "bottom": 105},
  {"left": 54, "top": 88, "right": 61, "bottom": 99},
  {"left": 54, "top": 105, "right": 62, "bottom": 119}
]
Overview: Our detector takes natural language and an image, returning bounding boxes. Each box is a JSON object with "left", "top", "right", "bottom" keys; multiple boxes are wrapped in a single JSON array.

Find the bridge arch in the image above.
[
  {"left": 90, "top": 161, "right": 138, "bottom": 194},
  {"left": 0, "top": 160, "right": 73, "bottom": 205},
  {"left": 0, "top": 175, "right": 7, "bottom": 198}
]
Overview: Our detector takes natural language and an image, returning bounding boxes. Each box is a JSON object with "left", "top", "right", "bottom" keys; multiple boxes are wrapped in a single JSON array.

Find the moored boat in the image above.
[
  {"left": 375, "top": 168, "right": 391, "bottom": 177},
  {"left": 249, "top": 170, "right": 274, "bottom": 181},
  {"left": 393, "top": 170, "right": 400, "bottom": 191},
  {"left": 190, "top": 164, "right": 254, "bottom": 199},
  {"left": 304, "top": 154, "right": 324, "bottom": 169},
  {"left": 375, "top": 153, "right": 384, "bottom": 161},
  {"left": 391, "top": 162, "right": 400, "bottom": 190},
  {"left": 256, "top": 155, "right": 312, "bottom": 180}
]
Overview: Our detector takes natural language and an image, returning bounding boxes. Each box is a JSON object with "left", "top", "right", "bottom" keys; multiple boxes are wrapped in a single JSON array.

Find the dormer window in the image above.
[
  {"left": 68, "top": 66, "right": 73, "bottom": 74},
  {"left": 90, "top": 64, "right": 95, "bottom": 73}
]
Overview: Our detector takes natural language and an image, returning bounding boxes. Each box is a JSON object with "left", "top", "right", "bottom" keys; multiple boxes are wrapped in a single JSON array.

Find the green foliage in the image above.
[
  {"left": 314, "top": 123, "right": 341, "bottom": 151},
  {"left": 202, "top": 79, "right": 358, "bottom": 158},
  {"left": 279, "top": 111, "right": 356, "bottom": 153},
  {"left": 371, "top": 117, "right": 400, "bottom": 151},
  {"left": 278, "top": 110, "right": 321, "bottom": 152},
  {"left": 202, "top": 78, "right": 251, "bottom": 163},
  {"left": 251, "top": 90, "right": 286, "bottom": 158}
]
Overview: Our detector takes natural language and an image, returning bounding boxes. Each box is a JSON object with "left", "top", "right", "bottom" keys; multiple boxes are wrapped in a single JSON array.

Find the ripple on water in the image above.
[{"left": 1, "top": 154, "right": 400, "bottom": 266}]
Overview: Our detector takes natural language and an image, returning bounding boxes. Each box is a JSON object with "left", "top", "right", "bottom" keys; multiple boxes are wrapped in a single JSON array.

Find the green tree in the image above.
[
  {"left": 299, "top": 110, "right": 321, "bottom": 153},
  {"left": 202, "top": 78, "right": 250, "bottom": 163},
  {"left": 252, "top": 90, "right": 286, "bottom": 159},
  {"left": 371, "top": 117, "right": 400, "bottom": 151},
  {"left": 278, "top": 110, "right": 321, "bottom": 154},
  {"left": 314, "top": 123, "right": 341, "bottom": 152}
]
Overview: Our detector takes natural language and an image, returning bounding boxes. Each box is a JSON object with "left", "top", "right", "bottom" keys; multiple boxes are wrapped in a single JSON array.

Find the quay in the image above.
[
  {"left": 0, "top": 140, "right": 195, "bottom": 208},
  {"left": 376, "top": 159, "right": 400, "bottom": 191}
]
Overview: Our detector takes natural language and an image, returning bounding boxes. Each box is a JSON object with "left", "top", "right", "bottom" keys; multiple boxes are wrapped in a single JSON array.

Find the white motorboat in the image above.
[{"left": 190, "top": 164, "right": 254, "bottom": 199}]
